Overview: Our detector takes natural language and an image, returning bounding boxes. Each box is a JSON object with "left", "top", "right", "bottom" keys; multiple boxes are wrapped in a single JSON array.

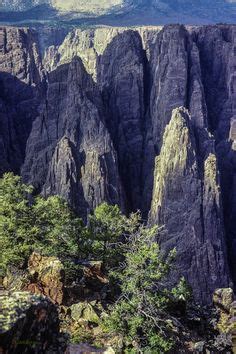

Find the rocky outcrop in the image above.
[
  {"left": 149, "top": 108, "right": 229, "bottom": 303},
  {"left": 28, "top": 252, "right": 65, "bottom": 305},
  {"left": 0, "top": 26, "right": 44, "bottom": 175},
  {"left": 43, "top": 26, "right": 161, "bottom": 80},
  {"left": 0, "top": 291, "right": 61, "bottom": 353},
  {"left": 213, "top": 288, "right": 234, "bottom": 334},
  {"left": 0, "top": 24, "right": 236, "bottom": 304},
  {"left": 213, "top": 287, "right": 236, "bottom": 352},
  {"left": 21, "top": 57, "right": 124, "bottom": 220}
]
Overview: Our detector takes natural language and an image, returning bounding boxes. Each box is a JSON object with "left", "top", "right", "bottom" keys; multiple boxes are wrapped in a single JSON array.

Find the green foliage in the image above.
[
  {"left": 103, "top": 226, "right": 187, "bottom": 353},
  {"left": 0, "top": 173, "right": 139, "bottom": 280},
  {"left": 0, "top": 173, "right": 34, "bottom": 269},
  {"left": 0, "top": 173, "right": 82, "bottom": 272},
  {"left": 70, "top": 326, "right": 94, "bottom": 345},
  {"left": 171, "top": 276, "right": 192, "bottom": 302},
  {"left": 32, "top": 196, "right": 83, "bottom": 260},
  {"left": 87, "top": 203, "right": 141, "bottom": 268},
  {"left": 0, "top": 173, "right": 191, "bottom": 353}
]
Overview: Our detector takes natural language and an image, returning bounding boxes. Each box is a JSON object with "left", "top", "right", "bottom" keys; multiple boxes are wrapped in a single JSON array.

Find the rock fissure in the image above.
[{"left": 0, "top": 24, "right": 236, "bottom": 303}]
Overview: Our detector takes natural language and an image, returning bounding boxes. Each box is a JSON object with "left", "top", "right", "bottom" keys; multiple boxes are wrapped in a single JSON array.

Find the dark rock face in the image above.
[
  {"left": 97, "top": 30, "right": 146, "bottom": 212},
  {"left": 195, "top": 26, "right": 236, "bottom": 284},
  {"left": 149, "top": 107, "right": 229, "bottom": 303},
  {"left": 22, "top": 57, "right": 124, "bottom": 221},
  {"left": 1, "top": 24, "right": 236, "bottom": 303},
  {"left": 0, "top": 26, "right": 44, "bottom": 175},
  {"left": 149, "top": 25, "right": 189, "bottom": 151}
]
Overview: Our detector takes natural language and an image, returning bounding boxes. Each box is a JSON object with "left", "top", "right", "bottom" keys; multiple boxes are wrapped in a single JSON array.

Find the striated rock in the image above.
[
  {"left": 149, "top": 107, "right": 229, "bottom": 303},
  {"left": 195, "top": 25, "right": 236, "bottom": 285},
  {"left": 0, "top": 27, "right": 43, "bottom": 84},
  {"left": 28, "top": 252, "right": 65, "bottom": 305},
  {"left": 143, "top": 24, "right": 212, "bottom": 215},
  {"left": 97, "top": 30, "right": 146, "bottom": 211},
  {"left": 22, "top": 57, "right": 124, "bottom": 220},
  {"left": 0, "top": 291, "right": 60, "bottom": 353},
  {"left": 0, "top": 24, "right": 235, "bottom": 304},
  {"left": 149, "top": 25, "right": 189, "bottom": 151},
  {"left": 43, "top": 26, "right": 161, "bottom": 79},
  {"left": 0, "top": 26, "right": 44, "bottom": 175}
]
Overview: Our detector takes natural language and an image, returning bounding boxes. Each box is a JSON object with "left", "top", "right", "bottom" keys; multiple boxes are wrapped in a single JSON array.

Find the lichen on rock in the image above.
[
  {"left": 27, "top": 252, "right": 65, "bottom": 305},
  {"left": 0, "top": 291, "right": 61, "bottom": 353}
]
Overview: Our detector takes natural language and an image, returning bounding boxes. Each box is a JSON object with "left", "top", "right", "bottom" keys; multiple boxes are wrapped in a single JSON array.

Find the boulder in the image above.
[
  {"left": 213, "top": 288, "right": 234, "bottom": 312},
  {"left": 80, "top": 261, "right": 109, "bottom": 301},
  {"left": 28, "top": 252, "right": 65, "bottom": 305},
  {"left": 70, "top": 301, "right": 100, "bottom": 324},
  {"left": 0, "top": 291, "right": 60, "bottom": 353},
  {"left": 213, "top": 288, "right": 234, "bottom": 334}
]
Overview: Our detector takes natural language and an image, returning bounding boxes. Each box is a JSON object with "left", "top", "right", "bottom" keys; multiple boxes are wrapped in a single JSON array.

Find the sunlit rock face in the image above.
[
  {"left": 0, "top": 24, "right": 236, "bottom": 303},
  {"left": 149, "top": 108, "right": 230, "bottom": 303},
  {"left": 43, "top": 26, "right": 162, "bottom": 80},
  {"left": 21, "top": 57, "right": 124, "bottom": 221}
]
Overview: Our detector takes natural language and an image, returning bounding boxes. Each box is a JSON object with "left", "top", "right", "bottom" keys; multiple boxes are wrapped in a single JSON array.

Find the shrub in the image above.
[
  {"left": 0, "top": 173, "right": 82, "bottom": 272},
  {"left": 103, "top": 225, "right": 190, "bottom": 353}
]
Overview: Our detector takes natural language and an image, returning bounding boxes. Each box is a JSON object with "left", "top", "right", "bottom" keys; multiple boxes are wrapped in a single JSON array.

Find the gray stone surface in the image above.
[
  {"left": 22, "top": 57, "right": 124, "bottom": 221},
  {"left": 0, "top": 26, "right": 44, "bottom": 174},
  {"left": 97, "top": 30, "right": 146, "bottom": 212},
  {"left": 149, "top": 107, "right": 230, "bottom": 303},
  {"left": 0, "top": 24, "right": 236, "bottom": 303}
]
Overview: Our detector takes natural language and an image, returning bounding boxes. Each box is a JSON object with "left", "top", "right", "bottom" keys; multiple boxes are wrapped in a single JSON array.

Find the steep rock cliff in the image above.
[
  {"left": 22, "top": 57, "right": 124, "bottom": 220},
  {"left": 97, "top": 30, "right": 146, "bottom": 211},
  {"left": 149, "top": 107, "right": 229, "bottom": 303},
  {"left": 194, "top": 25, "right": 236, "bottom": 284},
  {"left": 0, "top": 24, "right": 235, "bottom": 304},
  {"left": 43, "top": 26, "right": 161, "bottom": 79},
  {"left": 0, "top": 26, "right": 44, "bottom": 174}
]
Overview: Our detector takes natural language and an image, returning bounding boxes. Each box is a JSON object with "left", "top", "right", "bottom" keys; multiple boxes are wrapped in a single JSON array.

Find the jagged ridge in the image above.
[{"left": 0, "top": 24, "right": 236, "bottom": 303}]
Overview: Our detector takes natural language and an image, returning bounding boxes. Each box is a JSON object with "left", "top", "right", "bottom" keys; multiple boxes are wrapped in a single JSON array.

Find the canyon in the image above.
[
  {"left": 0, "top": 1, "right": 235, "bottom": 25},
  {"left": 0, "top": 24, "right": 236, "bottom": 304}
]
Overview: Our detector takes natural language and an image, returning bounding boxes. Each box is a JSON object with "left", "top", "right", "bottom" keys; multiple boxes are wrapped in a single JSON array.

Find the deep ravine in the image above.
[{"left": 0, "top": 24, "right": 236, "bottom": 305}]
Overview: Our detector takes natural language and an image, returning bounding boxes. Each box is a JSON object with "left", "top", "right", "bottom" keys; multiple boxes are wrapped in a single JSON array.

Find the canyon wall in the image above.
[{"left": 0, "top": 24, "right": 235, "bottom": 303}]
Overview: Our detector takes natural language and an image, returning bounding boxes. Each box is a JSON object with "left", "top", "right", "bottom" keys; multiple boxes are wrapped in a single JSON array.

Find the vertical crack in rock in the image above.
[
  {"left": 0, "top": 25, "right": 235, "bottom": 303},
  {"left": 195, "top": 25, "right": 236, "bottom": 284},
  {"left": 97, "top": 30, "right": 146, "bottom": 212}
]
